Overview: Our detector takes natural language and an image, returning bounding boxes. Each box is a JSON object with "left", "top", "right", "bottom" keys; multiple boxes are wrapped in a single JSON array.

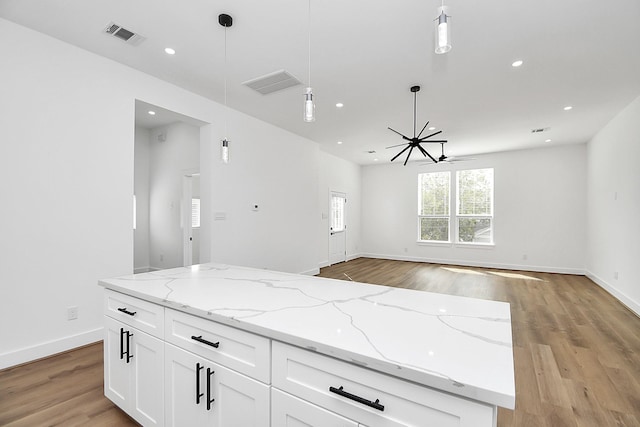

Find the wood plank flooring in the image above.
[{"left": 1, "top": 258, "right": 639, "bottom": 426}]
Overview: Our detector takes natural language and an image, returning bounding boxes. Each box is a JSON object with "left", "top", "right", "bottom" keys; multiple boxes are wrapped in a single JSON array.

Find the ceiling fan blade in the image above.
[
  {"left": 416, "top": 143, "right": 429, "bottom": 157},
  {"left": 418, "top": 144, "right": 438, "bottom": 163},
  {"left": 416, "top": 121, "right": 430, "bottom": 139},
  {"left": 387, "top": 127, "right": 411, "bottom": 141},
  {"left": 386, "top": 142, "right": 410, "bottom": 149},
  {"left": 417, "top": 130, "right": 442, "bottom": 141},
  {"left": 390, "top": 144, "right": 411, "bottom": 162},
  {"left": 404, "top": 145, "right": 416, "bottom": 166},
  {"left": 419, "top": 139, "right": 448, "bottom": 143}
]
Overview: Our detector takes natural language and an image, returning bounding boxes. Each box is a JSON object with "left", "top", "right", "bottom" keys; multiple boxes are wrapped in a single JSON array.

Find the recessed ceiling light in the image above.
[
  {"left": 337, "top": 141, "right": 343, "bottom": 145},
  {"left": 164, "top": 47, "right": 176, "bottom": 55},
  {"left": 148, "top": 110, "right": 156, "bottom": 115},
  {"left": 428, "top": 126, "right": 436, "bottom": 131},
  {"left": 511, "top": 60, "right": 523, "bottom": 67},
  {"left": 545, "top": 139, "right": 552, "bottom": 143},
  {"left": 563, "top": 106, "right": 573, "bottom": 111},
  {"left": 335, "top": 103, "right": 344, "bottom": 108},
  {"left": 373, "top": 158, "right": 379, "bottom": 161}
]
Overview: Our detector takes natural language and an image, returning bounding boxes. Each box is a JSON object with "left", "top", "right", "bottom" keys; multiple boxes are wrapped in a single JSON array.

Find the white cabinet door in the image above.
[
  {"left": 272, "top": 388, "right": 358, "bottom": 427},
  {"left": 104, "top": 316, "right": 129, "bottom": 408},
  {"left": 165, "top": 343, "right": 269, "bottom": 427},
  {"left": 130, "top": 325, "right": 164, "bottom": 426},
  {"left": 104, "top": 316, "right": 164, "bottom": 426}
]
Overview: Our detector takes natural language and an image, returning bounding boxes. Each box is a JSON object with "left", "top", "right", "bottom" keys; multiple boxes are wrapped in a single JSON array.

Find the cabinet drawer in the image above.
[
  {"left": 165, "top": 308, "right": 270, "bottom": 383},
  {"left": 104, "top": 289, "right": 164, "bottom": 339},
  {"left": 272, "top": 388, "right": 358, "bottom": 427},
  {"left": 272, "top": 342, "right": 495, "bottom": 427}
]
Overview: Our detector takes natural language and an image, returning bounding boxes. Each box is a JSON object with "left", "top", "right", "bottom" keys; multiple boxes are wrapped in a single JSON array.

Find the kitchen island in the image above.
[{"left": 100, "top": 263, "right": 515, "bottom": 426}]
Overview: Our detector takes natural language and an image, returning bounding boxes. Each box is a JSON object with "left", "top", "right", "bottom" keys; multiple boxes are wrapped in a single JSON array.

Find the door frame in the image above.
[{"left": 328, "top": 191, "right": 347, "bottom": 265}]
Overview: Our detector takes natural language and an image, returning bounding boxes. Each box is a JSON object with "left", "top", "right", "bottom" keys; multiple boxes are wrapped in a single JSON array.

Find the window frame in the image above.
[
  {"left": 455, "top": 168, "right": 494, "bottom": 246},
  {"left": 417, "top": 171, "right": 452, "bottom": 244},
  {"left": 417, "top": 168, "right": 495, "bottom": 246}
]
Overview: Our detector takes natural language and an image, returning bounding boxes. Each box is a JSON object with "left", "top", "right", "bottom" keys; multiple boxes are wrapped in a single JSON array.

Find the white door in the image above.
[
  {"left": 182, "top": 176, "right": 193, "bottom": 267},
  {"left": 329, "top": 192, "right": 347, "bottom": 265}
]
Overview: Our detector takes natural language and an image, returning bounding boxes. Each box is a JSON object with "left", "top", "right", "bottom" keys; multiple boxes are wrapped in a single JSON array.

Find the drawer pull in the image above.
[
  {"left": 195, "top": 363, "right": 204, "bottom": 405},
  {"left": 191, "top": 335, "right": 220, "bottom": 348},
  {"left": 206, "top": 367, "right": 215, "bottom": 410},
  {"left": 329, "top": 386, "right": 385, "bottom": 412},
  {"left": 117, "top": 307, "right": 137, "bottom": 316}
]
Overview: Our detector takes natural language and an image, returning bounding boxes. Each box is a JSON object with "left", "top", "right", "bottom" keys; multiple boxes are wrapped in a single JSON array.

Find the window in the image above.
[
  {"left": 418, "top": 171, "right": 450, "bottom": 242},
  {"left": 192, "top": 198, "right": 201, "bottom": 228},
  {"left": 418, "top": 168, "right": 494, "bottom": 244},
  {"left": 331, "top": 195, "right": 345, "bottom": 233},
  {"left": 456, "top": 168, "right": 493, "bottom": 244}
]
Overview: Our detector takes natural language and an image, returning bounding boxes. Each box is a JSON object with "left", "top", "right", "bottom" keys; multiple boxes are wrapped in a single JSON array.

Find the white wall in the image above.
[
  {"left": 0, "top": 18, "right": 322, "bottom": 368},
  {"left": 208, "top": 111, "right": 320, "bottom": 275},
  {"left": 318, "top": 151, "right": 362, "bottom": 266},
  {"left": 361, "top": 144, "right": 587, "bottom": 273},
  {"left": 134, "top": 127, "right": 150, "bottom": 272},
  {"left": 586, "top": 95, "right": 640, "bottom": 315},
  {"left": 147, "top": 123, "right": 200, "bottom": 270}
]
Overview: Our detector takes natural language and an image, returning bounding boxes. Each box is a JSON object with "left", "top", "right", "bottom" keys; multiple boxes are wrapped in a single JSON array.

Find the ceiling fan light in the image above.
[
  {"left": 435, "top": 6, "right": 451, "bottom": 54},
  {"left": 304, "top": 87, "right": 315, "bottom": 122}
]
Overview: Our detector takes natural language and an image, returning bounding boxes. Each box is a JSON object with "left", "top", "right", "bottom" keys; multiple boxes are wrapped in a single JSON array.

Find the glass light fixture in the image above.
[
  {"left": 304, "top": 87, "right": 315, "bottom": 122},
  {"left": 435, "top": 4, "right": 451, "bottom": 54},
  {"left": 221, "top": 139, "right": 230, "bottom": 164},
  {"left": 303, "top": 0, "right": 316, "bottom": 122}
]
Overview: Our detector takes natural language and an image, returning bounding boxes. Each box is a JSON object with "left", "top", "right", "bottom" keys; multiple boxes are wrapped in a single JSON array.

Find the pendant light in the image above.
[
  {"left": 434, "top": 1, "right": 451, "bottom": 54},
  {"left": 303, "top": 0, "right": 316, "bottom": 122},
  {"left": 219, "top": 13, "right": 232, "bottom": 163}
]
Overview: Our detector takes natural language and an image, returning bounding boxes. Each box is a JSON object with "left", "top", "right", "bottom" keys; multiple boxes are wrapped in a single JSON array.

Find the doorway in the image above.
[{"left": 328, "top": 192, "right": 347, "bottom": 265}]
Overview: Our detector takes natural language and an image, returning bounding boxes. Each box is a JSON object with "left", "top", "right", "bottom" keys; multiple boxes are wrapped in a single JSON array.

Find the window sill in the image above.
[
  {"left": 454, "top": 242, "right": 495, "bottom": 249},
  {"left": 416, "top": 240, "right": 453, "bottom": 247}
]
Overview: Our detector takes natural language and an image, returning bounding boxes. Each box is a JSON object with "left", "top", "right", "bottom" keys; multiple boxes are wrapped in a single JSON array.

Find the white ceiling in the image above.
[{"left": 2, "top": 0, "right": 639, "bottom": 165}]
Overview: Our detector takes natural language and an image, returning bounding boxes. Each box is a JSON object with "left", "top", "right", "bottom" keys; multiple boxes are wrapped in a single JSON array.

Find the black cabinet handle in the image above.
[
  {"left": 126, "top": 331, "right": 133, "bottom": 363},
  {"left": 329, "top": 386, "right": 385, "bottom": 411},
  {"left": 191, "top": 335, "right": 220, "bottom": 348},
  {"left": 117, "top": 307, "right": 137, "bottom": 316},
  {"left": 206, "top": 368, "right": 215, "bottom": 411},
  {"left": 119, "top": 328, "right": 126, "bottom": 360},
  {"left": 195, "top": 363, "right": 204, "bottom": 404}
]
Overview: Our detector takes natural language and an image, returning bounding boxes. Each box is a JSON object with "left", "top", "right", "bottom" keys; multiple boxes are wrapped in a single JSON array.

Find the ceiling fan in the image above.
[
  {"left": 386, "top": 85, "right": 447, "bottom": 166},
  {"left": 420, "top": 142, "right": 475, "bottom": 165}
]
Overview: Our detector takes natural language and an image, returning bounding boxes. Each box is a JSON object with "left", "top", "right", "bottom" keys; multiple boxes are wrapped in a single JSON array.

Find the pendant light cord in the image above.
[
  {"left": 224, "top": 25, "right": 228, "bottom": 139},
  {"left": 307, "top": 0, "right": 311, "bottom": 87},
  {"left": 413, "top": 91, "right": 417, "bottom": 137}
]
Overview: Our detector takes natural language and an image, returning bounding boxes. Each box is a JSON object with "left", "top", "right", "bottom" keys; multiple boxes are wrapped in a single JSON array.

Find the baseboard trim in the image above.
[
  {"left": 359, "top": 253, "right": 585, "bottom": 275},
  {"left": 586, "top": 271, "right": 640, "bottom": 317},
  {"left": 0, "top": 328, "right": 103, "bottom": 370}
]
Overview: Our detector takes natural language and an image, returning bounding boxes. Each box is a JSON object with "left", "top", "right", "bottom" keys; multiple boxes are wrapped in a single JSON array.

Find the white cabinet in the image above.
[
  {"left": 164, "top": 342, "right": 269, "bottom": 427},
  {"left": 104, "top": 315, "right": 164, "bottom": 426},
  {"left": 272, "top": 388, "right": 358, "bottom": 427}
]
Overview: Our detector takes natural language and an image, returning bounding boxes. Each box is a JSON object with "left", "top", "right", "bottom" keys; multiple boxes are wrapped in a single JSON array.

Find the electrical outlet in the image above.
[
  {"left": 160, "top": 254, "right": 164, "bottom": 262},
  {"left": 614, "top": 271, "right": 619, "bottom": 280},
  {"left": 522, "top": 254, "right": 528, "bottom": 260},
  {"left": 67, "top": 306, "right": 78, "bottom": 320}
]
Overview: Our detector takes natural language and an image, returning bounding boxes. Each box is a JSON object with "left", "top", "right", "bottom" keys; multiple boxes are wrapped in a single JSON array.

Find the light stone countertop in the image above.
[{"left": 99, "top": 262, "right": 515, "bottom": 409}]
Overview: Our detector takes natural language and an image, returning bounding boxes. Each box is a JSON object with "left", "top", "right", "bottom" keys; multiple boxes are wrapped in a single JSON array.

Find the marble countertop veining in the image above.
[{"left": 99, "top": 263, "right": 515, "bottom": 409}]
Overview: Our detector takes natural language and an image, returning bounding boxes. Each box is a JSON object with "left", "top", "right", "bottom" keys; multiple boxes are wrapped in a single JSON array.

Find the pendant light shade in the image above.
[
  {"left": 221, "top": 139, "right": 230, "bottom": 163},
  {"left": 303, "top": 0, "right": 316, "bottom": 122},
  {"left": 304, "top": 87, "right": 315, "bottom": 122},
  {"left": 435, "top": 5, "right": 451, "bottom": 54}
]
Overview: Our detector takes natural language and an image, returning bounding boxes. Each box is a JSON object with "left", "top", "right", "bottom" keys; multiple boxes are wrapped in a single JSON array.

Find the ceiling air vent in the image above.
[
  {"left": 531, "top": 127, "right": 550, "bottom": 133},
  {"left": 242, "top": 70, "right": 302, "bottom": 95},
  {"left": 104, "top": 22, "right": 145, "bottom": 46}
]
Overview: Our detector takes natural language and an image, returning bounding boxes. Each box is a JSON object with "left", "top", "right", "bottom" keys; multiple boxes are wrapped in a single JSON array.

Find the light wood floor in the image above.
[{"left": 1, "top": 258, "right": 638, "bottom": 426}]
